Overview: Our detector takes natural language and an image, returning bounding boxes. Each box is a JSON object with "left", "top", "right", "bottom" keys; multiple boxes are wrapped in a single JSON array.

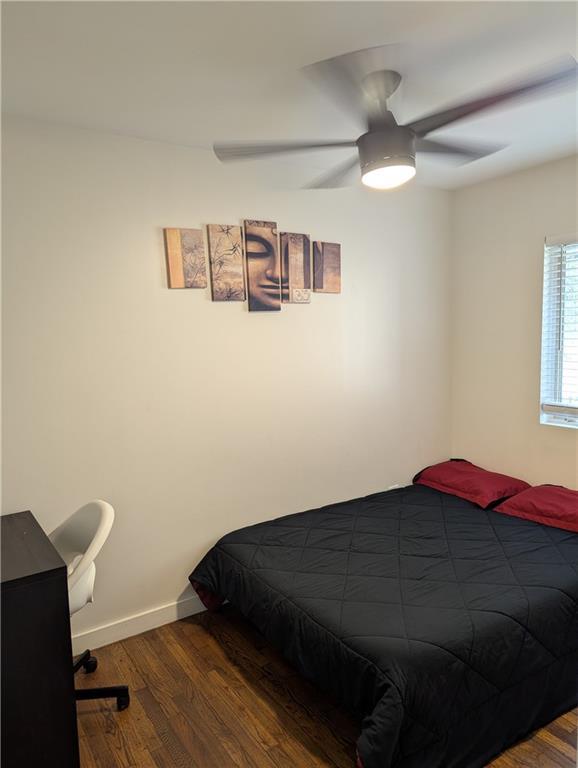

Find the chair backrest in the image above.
[{"left": 49, "top": 500, "right": 114, "bottom": 591}]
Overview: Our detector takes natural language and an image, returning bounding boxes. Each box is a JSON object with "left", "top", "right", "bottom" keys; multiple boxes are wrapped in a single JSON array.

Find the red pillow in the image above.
[
  {"left": 414, "top": 459, "right": 530, "bottom": 509},
  {"left": 494, "top": 485, "right": 578, "bottom": 532}
]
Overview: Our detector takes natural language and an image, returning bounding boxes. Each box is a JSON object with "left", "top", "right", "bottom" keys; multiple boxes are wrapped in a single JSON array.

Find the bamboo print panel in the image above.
[
  {"left": 244, "top": 220, "right": 281, "bottom": 312},
  {"left": 207, "top": 225, "right": 246, "bottom": 301},
  {"left": 313, "top": 241, "right": 341, "bottom": 293},
  {"left": 164, "top": 228, "right": 208, "bottom": 288},
  {"left": 280, "top": 233, "right": 311, "bottom": 304}
]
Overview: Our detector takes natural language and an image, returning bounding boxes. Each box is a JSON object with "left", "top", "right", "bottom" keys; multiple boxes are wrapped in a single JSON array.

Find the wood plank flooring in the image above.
[{"left": 76, "top": 606, "right": 577, "bottom": 768}]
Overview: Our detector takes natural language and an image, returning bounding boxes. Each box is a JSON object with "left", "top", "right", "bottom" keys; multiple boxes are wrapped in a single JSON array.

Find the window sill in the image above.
[{"left": 540, "top": 415, "right": 578, "bottom": 430}]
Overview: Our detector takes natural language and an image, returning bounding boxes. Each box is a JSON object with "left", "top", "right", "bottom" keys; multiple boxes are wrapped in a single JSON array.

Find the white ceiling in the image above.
[{"left": 3, "top": 1, "right": 577, "bottom": 189}]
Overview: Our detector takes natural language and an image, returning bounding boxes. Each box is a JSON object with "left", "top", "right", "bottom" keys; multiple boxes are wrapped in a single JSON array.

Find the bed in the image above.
[{"left": 189, "top": 483, "right": 578, "bottom": 768}]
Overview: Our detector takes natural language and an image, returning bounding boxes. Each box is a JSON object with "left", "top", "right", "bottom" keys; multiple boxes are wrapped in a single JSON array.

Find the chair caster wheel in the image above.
[
  {"left": 117, "top": 694, "right": 130, "bottom": 711},
  {"left": 83, "top": 656, "right": 98, "bottom": 674}
]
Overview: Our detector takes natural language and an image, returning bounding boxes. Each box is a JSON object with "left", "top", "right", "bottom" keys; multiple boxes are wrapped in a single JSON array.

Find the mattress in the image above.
[{"left": 189, "top": 483, "right": 578, "bottom": 768}]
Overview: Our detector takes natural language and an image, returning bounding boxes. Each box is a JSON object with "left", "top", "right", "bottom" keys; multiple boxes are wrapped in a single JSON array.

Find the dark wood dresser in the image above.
[{"left": 1, "top": 511, "right": 80, "bottom": 768}]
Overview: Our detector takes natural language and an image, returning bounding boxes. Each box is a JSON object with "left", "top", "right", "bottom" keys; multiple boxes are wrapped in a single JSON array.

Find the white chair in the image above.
[{"left": 49, "top": 500, "right": 129, "bottom": 711}]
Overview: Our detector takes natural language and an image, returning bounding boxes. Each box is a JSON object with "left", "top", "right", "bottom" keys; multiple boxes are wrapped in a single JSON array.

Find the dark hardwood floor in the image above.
[{"left": 76, "top": 606, "right": 577, "bottom": 768}]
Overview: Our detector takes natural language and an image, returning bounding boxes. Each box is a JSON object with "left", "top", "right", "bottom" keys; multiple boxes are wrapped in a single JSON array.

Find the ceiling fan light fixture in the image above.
[
  {"left": 357, "top": 127, "right": 416, "bottom": 190},
  {"left": 361, "top": 162, "right": 416, "bottom": 190}
]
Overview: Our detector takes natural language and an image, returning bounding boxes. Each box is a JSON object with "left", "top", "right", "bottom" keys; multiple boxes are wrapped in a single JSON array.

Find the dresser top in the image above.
[{"left": 1, "top": 510, "right": 65, "bottom": 585}]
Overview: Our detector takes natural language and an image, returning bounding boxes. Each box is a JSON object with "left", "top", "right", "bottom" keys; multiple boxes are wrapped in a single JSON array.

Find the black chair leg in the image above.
[
  {"left": 73, "top": 649, "right": 129, "bottom": 712},
  {"left": 75, "top": 685, "right": 130, "bottom": 711},
  {"left": 73, "top": 649, "right": 98, "bottom": 674}
]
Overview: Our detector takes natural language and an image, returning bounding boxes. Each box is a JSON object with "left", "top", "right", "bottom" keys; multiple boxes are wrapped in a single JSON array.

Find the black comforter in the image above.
[{"left": 189, "top": 484, "right": 578, "bottom": 768}]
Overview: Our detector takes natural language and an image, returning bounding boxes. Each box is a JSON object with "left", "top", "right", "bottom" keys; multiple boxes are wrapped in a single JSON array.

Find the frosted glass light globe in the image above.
[{"left": 361, "top": 164, "right": 416, "bottom": 190}]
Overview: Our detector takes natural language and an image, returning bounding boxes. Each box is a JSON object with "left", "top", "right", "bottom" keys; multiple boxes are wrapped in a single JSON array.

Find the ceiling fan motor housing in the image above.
[{"left": 357, "top": 126, "right": 416, "bottom": 175}]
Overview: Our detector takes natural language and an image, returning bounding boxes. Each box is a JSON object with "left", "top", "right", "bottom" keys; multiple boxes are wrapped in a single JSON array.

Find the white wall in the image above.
[
  {"left": 2, "top": 117, "right": 452, "bottom": 647},
  {"left": 450, "top": 154, "right": 578, "bottom": 489}
]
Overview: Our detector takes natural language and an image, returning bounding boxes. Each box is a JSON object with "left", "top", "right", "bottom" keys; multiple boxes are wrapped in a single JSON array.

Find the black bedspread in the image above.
[{"left": 189, "top": 484, "right": 578, "bottom": 768}]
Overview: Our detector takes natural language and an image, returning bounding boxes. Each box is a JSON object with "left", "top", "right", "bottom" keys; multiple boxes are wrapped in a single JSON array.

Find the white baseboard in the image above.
[{"left": 71, "top": 593, "right": 205, "bottom": 654}]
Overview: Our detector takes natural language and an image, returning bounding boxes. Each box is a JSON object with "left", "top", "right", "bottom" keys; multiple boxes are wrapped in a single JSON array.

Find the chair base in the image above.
[
  {"left": 75, "top": 685, "right": 130, "bottom": 711},
  {"left": 73, "top": 648, "right": 98, "bottom": 674},
  {"left": 74, "top": 648, "right": 130, "bottom": 711}
]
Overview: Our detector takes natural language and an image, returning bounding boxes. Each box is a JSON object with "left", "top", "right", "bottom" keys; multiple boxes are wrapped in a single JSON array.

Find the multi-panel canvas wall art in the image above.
[
  {"left": 207, "top": 224, "right": 246, "bottom": 301},
  {"left": 313, "top": 241, "right": 341, "bottom": 294},
  {"left": 164, "top": 228, "right": 208, "bottom": 288},
  {"left": 280, "top": 233, "right": 311, "bottom": 304},
  {"left": 164, "top": 220, "right": 341, "bottom": 307},
  {"left": 244, "top": 220, "right": 281, "bottom": 312}
]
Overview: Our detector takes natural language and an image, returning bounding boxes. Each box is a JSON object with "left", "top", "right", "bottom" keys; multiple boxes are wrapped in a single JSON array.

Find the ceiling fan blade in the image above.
[
  {"left": 305, "top": 156, "right": 359, "bottom": 189},
  {"left": 302, "top": 44, "right": 404, "bottom": 129},
  {"left": 416, "top": 137, "right": 505, "bottom": 162},
  {"left": 214, "top": 140, "right": 356, "bottom": 162},
  {"left": 406, "top": 56, "right": 577, "bottom": 137}
]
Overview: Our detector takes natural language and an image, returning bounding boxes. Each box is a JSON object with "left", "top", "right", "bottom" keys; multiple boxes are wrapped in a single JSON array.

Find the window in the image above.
[{"left": 540, "top": 237, "right": 578, "bottom": 428}]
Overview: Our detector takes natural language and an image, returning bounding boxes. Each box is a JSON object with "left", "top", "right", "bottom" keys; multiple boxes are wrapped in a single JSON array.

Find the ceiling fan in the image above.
[{"left": 213, "top": 47, "right": 577, "bottom": 190}]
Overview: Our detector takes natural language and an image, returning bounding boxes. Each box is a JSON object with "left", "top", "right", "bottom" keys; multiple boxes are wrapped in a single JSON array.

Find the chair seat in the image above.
[
  {"left": 68, "top": 561, "right": 95, "bottom": 616},
  {"left": 48, "top": 501, "right": 112, "bottom": 617}
]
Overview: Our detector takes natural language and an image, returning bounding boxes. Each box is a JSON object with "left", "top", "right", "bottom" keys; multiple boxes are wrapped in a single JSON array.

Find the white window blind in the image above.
[{"left": 540, "top": 237, "right": 578, "bottom": 428}]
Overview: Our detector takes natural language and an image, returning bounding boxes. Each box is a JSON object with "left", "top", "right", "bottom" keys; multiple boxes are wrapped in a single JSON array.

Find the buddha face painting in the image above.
[{"left": 244, "top": 220, "right": 282, "bottom": 311}]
